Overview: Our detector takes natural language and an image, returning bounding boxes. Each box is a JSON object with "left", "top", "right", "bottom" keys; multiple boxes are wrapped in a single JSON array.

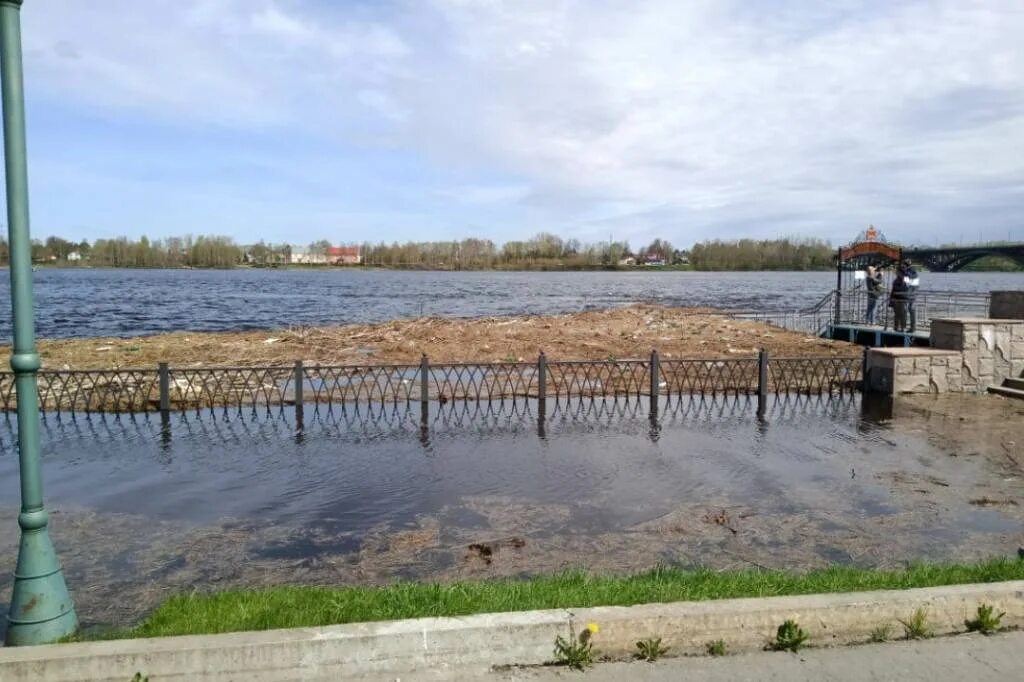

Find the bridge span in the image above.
[{"left": 903, "top": 244, "right": 1024, "bottom": 272}]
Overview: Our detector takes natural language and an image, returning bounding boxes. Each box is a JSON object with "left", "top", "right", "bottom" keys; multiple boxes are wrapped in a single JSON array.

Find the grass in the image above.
[
  {"left": 868, "top": 624, "right": 892, "bottom": 643},
  {"left": 899, "top": 608, "right": 932, "bottom": 640},
  {"left": 634, "top": 637, "right": 670, "bottom": 662},
  {"left": 965, "top": 604, "right": 1005, "bottom": 635},
  {"left": 552, "top": 623, "right": 597, "bottom": 670},
  {"left": 768, "top": 619, "right": 808, "bottom": 652},
  {"left": 705, "top": 639, "right": 728, "bottom": 656},
  {"left": 99, "top": 558, "right": 1024, "bottom": 640}
]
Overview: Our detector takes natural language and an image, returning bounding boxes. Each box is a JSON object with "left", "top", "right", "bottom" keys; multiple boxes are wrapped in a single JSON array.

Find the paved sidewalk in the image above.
[{"left": 488, "top": 631, "right": 1023, "bottom": 682}]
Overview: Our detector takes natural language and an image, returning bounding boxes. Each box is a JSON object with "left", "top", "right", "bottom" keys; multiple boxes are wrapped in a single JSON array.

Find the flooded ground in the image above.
[{"left": 0, "top": 393, "right": 1022, "bottom": 631}]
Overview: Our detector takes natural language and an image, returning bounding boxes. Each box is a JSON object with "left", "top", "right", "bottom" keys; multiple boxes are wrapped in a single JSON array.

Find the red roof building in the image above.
[{"left": 327, "top": 246, "right": 362, "bottom": 265}]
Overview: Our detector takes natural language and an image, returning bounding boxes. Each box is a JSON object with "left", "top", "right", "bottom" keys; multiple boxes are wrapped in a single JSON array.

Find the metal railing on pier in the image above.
[
  {"left": 730, "top": 289, "right": 990, "bottom": 337},
  {"left": 0, "top": 352, "right": 864, "bottom": 415}
]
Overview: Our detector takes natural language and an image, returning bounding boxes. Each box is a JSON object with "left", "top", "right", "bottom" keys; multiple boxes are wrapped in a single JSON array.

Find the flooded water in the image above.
[
  {"left": 1, "top": 394, "right": 1021, "bottom": 629},
  {"left": 4, "top": 268, "right": 1022, "bottom": 339}
]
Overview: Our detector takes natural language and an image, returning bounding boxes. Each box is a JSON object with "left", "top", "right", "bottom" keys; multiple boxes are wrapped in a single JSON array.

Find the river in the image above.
[{"left": 2, "top": 268, "right": 1022, "bottom": 340}]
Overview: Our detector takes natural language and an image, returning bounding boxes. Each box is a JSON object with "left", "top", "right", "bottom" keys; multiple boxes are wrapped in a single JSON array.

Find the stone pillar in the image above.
[
  {"left": 930, "top": 317, "right": 1024, "bottom": 391},
  {"left": 865, "top": 348, "right": 962, "bottom": 395},
  {"left": 989, "top": 291, "right": 1024, "bottom": 320}
]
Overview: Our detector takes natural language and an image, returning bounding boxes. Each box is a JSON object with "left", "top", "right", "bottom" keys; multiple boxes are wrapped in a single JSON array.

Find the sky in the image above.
[{"left": 7, "top": 0, "right": 1024, "bottom": 248}]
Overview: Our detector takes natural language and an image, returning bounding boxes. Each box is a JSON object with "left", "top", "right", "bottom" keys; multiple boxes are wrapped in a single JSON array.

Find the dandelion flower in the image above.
[{"left": 586, "top": 623, "right": 600, "bottom": 634}]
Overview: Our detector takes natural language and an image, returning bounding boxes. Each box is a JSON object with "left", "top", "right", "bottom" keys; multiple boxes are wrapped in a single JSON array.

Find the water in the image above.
[
  {"left": 3, "top": 268, "right": 1021, "bottom": 339},
  {"left": 2, "top": 395, "right": 1021, "bottom": 628},
  {"left": 0, "top": 396, "right": 1013, "bottom": 548}
]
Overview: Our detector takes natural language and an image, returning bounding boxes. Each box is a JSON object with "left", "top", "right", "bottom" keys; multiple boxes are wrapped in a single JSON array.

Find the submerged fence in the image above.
[{"left": 0, "top": 352, "right": 865, "bottom": 415}]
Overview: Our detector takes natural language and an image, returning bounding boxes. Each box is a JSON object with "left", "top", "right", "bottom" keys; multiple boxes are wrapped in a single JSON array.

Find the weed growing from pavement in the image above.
[
  {"left": 634, "top": 637, "right": 670, "bottom": 662},
  {"left": 965, "top": 604, "right": 1005, "bottom": 635},
  {"left": 552, "top": 622, "right": 598, "bottom": 671},
  {"left": 868, "top": 624, "right": 892, "bottom": 643},
  {"left": 706, "top": 639, "right": 728, "bottom": 656},
  {"left": 899, "top": 608, "right": 932, "bottom": 640},
  {"left": 769, "top": 619, "right": 808, "bottom": 652}
]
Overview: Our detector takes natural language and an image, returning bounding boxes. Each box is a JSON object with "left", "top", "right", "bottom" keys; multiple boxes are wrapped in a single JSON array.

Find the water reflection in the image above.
[
  {"left": 5, "top": 392, "right": 866, "bottom": 449},
  {"left": 2, "top": 390, "right": 1022, "bottom": 634}
]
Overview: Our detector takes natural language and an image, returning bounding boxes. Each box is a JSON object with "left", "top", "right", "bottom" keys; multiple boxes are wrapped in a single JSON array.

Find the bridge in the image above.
[
  {"left": 836, "top": 228, "right": 1024, "bottom": 272},
  {"left": 902, "top": 244, "right": 1024, "bottom": 272}
]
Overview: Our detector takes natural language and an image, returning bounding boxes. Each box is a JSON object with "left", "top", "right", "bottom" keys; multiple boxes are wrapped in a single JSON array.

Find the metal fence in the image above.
[
  {"left": 836, "top": 288, "right": 989, "bottom": 331},
  {"left": 729, "top": 291, "right": 837, "bottom": 336},
  {"left": 0, "top": 352, "right": 864, "bottom": 415},
  {"left": 731, "top": 289, "right": 990, "bottom": 336},
  {"left": 2, "top": 392, "right": 863, "bottom": 452}
]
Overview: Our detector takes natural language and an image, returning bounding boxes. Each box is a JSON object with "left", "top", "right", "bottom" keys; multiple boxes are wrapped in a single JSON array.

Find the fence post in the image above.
[
  {"left": 293, "top": 360, "right": 304, "bottom": 406},
  {"left": 537, "top": 352, "right": 547, "bottom": 402},
  {"left": 757, "top": 348, "right": 769, "bottom": 417},
  {"left": 293, "top": 361, "right": 305, "bottom": 431},
  {"left": 420, "top": 354, "right": 430, "bottom": 403},
  {"left": 537, "top": 351, "right": 547, "bottom": 435},
  {"left": 158, "top": 362, "right": 170, "bottom": 412},
  {"left": 649, "top": 349, "right": 660, "bottom": 413},
  {"left": 420, "top": 354, "right": 430, "bottom": 430}
]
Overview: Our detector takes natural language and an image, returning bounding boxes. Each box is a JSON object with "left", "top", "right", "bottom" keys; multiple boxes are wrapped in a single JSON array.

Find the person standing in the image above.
[
  {"left": 902, "top": 259, "right": 920, "bottom": 333},
  {"left": 890, "top": 270, "right": 909, "bottom": 332},
  {"left": 864, "top": 265, "right": 883, "bottom": 324}
]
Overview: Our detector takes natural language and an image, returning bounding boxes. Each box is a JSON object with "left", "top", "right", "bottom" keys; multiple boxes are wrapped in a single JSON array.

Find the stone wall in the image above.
[
  {"left": 930, "top": 318, "right": 1024, "bottom": 392},
  {"left": 866, "top": 349, "right": 962, "bottom": 395},
  {"left": 990, "top": 291, "right": 1024, "bottom": 320}
]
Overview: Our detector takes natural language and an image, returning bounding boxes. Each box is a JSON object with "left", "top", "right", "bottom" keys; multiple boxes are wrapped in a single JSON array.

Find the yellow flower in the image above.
[{"left": 586, "top": 623, "right": 600, "bottom": 634}]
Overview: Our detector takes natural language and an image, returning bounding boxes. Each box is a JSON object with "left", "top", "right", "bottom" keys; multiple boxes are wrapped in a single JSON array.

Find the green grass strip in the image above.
[{"left": 112, "top": 558, "right": 1024, "bottom": 639}]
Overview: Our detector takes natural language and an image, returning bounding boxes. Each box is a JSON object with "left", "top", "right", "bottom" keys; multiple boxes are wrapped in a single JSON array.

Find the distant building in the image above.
[
  {"left": 290, "top": 246, "right": 328, "bottom": 265},
  {"left": 643, "top": 254, "right": 666, "bottom": 266},
  {"left": 618, "top": 256, "right": 636, "bottom": 266},
  {"left": 327, "top": 245, "right": 362, "bottom": 265},
  {"left": 66, "top": 251, "right": 82, "bottom": 262}
]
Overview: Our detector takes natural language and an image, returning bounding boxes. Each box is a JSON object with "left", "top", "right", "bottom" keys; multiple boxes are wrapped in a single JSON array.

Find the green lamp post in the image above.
[{"left": 1, "top": 0, "right": 78, "bottom": 645}]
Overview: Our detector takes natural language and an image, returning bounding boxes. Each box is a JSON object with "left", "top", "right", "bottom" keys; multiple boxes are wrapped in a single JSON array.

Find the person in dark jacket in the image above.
[
  {"left": 890, "top": 270, "right": 909, "bottom": 332},
  {"left": 864, "top": 265, "right": 883, "bottom": 324}
]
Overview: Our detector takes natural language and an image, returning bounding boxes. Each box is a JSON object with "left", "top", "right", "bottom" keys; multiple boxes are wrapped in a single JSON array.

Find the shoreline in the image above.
[
  {"left": 15, "top": 263, "right": 1024, "bottom": 273},
  {"left": 10, "top": 304, "right": 854, "bottom": 370}
]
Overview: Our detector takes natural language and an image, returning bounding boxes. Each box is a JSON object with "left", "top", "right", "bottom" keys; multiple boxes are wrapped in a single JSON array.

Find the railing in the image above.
[
  {"left": 0, "top": 352, "right": 864, "bottom": 415},
  {"left": 729, "top": 291, "right": 837, "bottom": 336},
  {"left": 730, "top": 289, "right": 990, "bottom": 337},
  {"left": 836, "top": 288, "right": 990, "bottom": 332}
]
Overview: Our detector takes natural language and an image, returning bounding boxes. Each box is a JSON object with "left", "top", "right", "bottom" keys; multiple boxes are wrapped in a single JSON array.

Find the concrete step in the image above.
[
  {"left": 1004, "top": 377, "right": 1024, "bottom": 391},
  {"left": 988, "top": 385, "right": 1024, "bottom": 400}
]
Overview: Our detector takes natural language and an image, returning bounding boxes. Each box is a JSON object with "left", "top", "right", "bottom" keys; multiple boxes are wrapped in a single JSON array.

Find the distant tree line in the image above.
[
  {"left": 688, "top": 238, "right": 835, "bottom": 271},
  {"left": 359, "top": 233, "right": 667, "bottom": 270},
  {"left": 0, "top": 235, "right": 274, "bottom": 268},
  {"left": 0, "top": 233, "right": 831, "bottom": 270},
  {"left": 2, "top": 232, "right": 1015, "bottom": 271}
]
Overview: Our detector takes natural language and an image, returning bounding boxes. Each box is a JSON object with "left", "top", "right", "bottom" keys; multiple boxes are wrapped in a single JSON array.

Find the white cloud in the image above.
[{"left": 18, "top": 0, "right": 1024, "bottom": 245}]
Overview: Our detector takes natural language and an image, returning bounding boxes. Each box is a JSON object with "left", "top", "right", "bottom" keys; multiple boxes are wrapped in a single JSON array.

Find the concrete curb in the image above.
[{"left": 0, "top": 581, "right": 1022, "bottom": 681}]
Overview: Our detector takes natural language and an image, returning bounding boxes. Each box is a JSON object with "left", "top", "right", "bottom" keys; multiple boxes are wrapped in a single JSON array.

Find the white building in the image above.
[{"left": 289, "top": 246, "right": 328, "bottom": 265}]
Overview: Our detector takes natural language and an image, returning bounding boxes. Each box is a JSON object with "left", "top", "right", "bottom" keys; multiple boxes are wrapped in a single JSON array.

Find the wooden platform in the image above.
[{"left": 825, "top": 323, "right": 930, "bottom": 347}]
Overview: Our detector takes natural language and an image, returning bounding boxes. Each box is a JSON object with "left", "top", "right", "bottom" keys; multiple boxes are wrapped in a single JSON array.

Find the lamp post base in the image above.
[{"left": 5, "top": 521, "right": 78, "bottom": 646}]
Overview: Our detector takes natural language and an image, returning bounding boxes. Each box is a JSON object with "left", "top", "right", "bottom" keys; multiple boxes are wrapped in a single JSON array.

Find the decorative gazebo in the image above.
[{"left": 834, "top": 226, "right": 903, "bottom": 326}]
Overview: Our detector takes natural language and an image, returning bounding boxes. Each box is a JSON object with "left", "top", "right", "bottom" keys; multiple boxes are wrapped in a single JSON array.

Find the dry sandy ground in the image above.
[{"left": 18, "top": 305, "right": 853, "bottom": 370}]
